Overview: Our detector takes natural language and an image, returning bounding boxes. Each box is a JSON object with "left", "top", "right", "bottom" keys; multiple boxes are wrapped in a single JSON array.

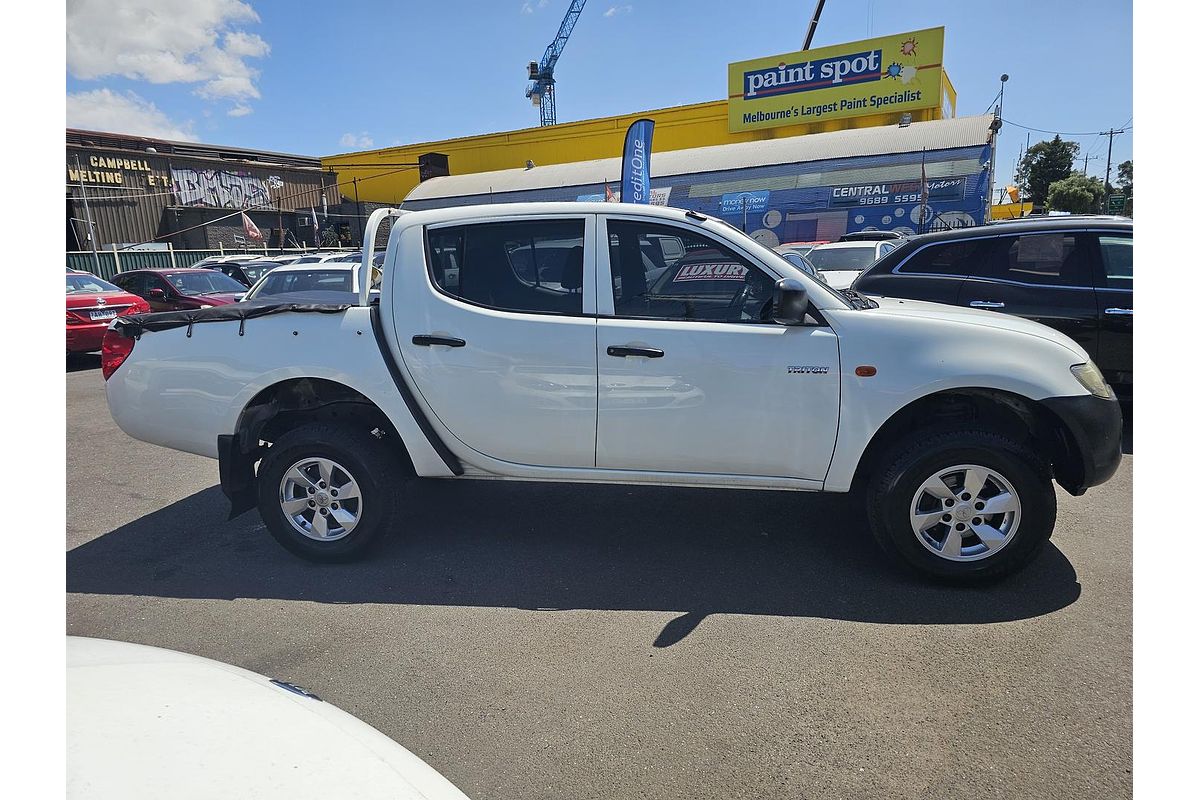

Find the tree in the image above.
[
  {"left": 1015, "top": 135, "right": 1079, "bottom": 208},
  {"left": 1046, "top": 172, "right": 1106, "bottom": 214},
  {"left": 1116, "top": 159, "right": 1132, "bottom": 215}
]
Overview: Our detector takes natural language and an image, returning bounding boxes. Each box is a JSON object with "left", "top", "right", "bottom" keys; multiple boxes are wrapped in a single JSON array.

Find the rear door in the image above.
[
  {"left": 954, "top": 231, "right": 1101, "bottom": 360},
  {"left": 858, "top": 237, "right": 987, "bottom": 304},
  {"left": 1091, "top": 230, "right": 1133, "bottom": 388},
  {"left": 593, "top": 216, "right": 840, "bottom": 480},
  {"left": 395, "top": 215, "right": 599, "bottom": 468}
]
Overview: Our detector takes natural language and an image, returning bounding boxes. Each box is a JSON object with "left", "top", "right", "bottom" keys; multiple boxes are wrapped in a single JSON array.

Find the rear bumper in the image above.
[
  {"left": 1041, "top": 393, "right": 1124, "bottom": 494},
  {"left": 66, "top": 324, "right": 108, "bottom": 353}
]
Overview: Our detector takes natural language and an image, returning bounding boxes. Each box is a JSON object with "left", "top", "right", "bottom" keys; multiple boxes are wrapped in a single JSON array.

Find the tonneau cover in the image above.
[{"left": 111, "top": 291, "right": 358, "bottom": 337}]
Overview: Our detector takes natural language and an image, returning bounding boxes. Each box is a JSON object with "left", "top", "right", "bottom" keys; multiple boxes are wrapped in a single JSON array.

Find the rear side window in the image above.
[
  {"left": 985, "top": 233, "right": 1088, "bottom": 287},
  {"left": 1097, "top": 234, "right": 1132, "bottom": 290},
  {"left": 897, "top": 239, "right": 991, "bottom": 276},
  {"left": 427, "top": 220, "right": 585, "bottom": 315}
]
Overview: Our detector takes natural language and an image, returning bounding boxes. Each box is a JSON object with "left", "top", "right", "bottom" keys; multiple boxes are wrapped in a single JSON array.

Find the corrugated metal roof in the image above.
[{"left": 406, "top": 115, "right": 994, "bottom": 202}]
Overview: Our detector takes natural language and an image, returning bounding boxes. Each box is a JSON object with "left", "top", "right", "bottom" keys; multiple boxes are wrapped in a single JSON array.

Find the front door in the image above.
[
  {"left": 395, "top": 216, "right": 598, "bottom": 468},
  {"left": 594, "top": 217, "right": 840, "bottom": 480},
  {"left": 954, "top": 231, "right": 1101, "bottom": 361}
]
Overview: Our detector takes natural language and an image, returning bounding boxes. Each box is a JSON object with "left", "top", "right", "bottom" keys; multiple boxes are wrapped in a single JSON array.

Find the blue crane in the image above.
[{"left": 524, "top": 0, "right": 587, "bottom": 126}]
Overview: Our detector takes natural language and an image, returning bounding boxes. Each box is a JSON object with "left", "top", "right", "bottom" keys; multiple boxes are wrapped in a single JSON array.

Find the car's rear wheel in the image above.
[
  {"left": 866, "top": 428, "right": 1056, "bottom": 583},
  {"left": 256, "top": 422, "right": 401, "bottom": 561}
]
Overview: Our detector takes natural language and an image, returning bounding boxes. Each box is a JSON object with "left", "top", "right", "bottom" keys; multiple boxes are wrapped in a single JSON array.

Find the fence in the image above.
[{"left": 66, "top": 245, "right": 359, "bottom": 281}]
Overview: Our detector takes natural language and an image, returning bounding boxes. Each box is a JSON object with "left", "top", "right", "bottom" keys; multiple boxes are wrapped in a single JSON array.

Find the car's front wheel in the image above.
[
  {"left": 256, "top": 422, "right": 402, "bottom": 561},
  {"left": 866, "top": 428, "right": 1056, "bottom": 583}
]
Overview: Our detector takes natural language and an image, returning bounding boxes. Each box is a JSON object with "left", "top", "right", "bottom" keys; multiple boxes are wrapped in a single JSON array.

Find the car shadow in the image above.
[
  {"left": 67, "top": 353, "right": 102, "bottom": 373},
  {"left": 67, "top": 480, "right": 1082, "bottom": 646}
]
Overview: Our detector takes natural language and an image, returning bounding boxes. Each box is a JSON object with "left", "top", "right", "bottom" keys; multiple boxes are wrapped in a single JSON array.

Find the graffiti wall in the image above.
[{"left": 171, "top": 168, "right": 281, "bottom": 209}]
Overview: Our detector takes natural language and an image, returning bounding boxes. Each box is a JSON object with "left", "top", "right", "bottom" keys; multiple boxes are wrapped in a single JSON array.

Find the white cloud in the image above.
[
  {"left": 227, "top": 103, "right": 253, "bottom": 117},
  {"left": 66, "top": 0, "right": 270, "bottom": 104},
  {"left": 604, "top": 4, "right": 633, "bottom": 16},
  {"left": 66, "top": 88, "right": 198, "bottom": 141},
  {"left": 339, "top": 132, "right": 375, "bottom": 149}
]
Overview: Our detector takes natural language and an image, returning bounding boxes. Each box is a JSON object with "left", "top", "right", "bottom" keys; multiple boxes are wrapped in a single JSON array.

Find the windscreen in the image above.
[
  {"left": 166, "top": 271, "right": 247, "bottom": 295},
  {"left": 250, "top": 269, "right": 353, "bottom": 298},
  {"left": 806, "top": 246, "right": 881, "bottom": 271}
]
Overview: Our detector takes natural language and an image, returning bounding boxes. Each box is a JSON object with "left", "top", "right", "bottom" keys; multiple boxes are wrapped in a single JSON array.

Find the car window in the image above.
[
  {"left": 426, "top": 220, "right": 585, "bottom": 315},
  {"left": 112, "top": 272, "right": 149, "bottom": 296},
  {"left": 879, "top": 242, "right": 895, "bottom": 255},
  {"left": 984, "top": 233, "right": 1089, "bottom": 287},
  {"left": 897, "top": 239, "right": 991, "bottom": 276},
  {"left": 806, "top": 246, "right": 880, "bottom": 272},
  {"left": 66, "top": 274, "right": 121, "bottom": 294},
  {"left": 166, "top": 271, "right": 246, "bottom": 295},
  {"left": 1096, "top": 234, "right": 1132, "bottom": 290},
  {"left": 239, "top": 263, "right": 279, "bottom": 284},
  {"left": 607, "top": 220, "right": 775, "bottom": 323}
]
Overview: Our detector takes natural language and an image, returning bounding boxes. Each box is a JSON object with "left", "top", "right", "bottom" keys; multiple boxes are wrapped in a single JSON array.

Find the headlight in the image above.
[{"left": 1070, "top": 361, "right": 1114, "bottom": 399}]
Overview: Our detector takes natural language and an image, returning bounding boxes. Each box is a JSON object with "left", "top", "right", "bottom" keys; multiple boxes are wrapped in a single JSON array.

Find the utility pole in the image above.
[
  {"left": 1103, "top": 128, "right": 1126, "bottom": 210},
  {"left": 353, "top": 177, "right": 363, "bottom": 248},
  {"left": 802, "top": 0, "right": 826, "bottom": 49},
  {"left": 73, "top": 154, "right": 101, "bottom": 275},
  {"left": 1081, "top": 153, "right": 1091, "bottom": 176}
]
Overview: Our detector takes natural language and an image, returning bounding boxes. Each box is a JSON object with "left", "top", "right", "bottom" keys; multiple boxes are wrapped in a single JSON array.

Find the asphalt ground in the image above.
[{"left": 66, "top": 353, "right": 1132, "bottom": 800}]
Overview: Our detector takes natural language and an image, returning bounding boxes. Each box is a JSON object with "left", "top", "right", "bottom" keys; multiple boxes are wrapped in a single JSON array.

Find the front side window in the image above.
[
  {"left": 607, "top": 220, "right": 775, "bottom": 322},
  {"left": 1097, "top": 234, "right": 1132, "bottom": 290},
  {"left": 985, "top": 233, "right": 1088, "bottom": 287},
  {"left": 897, "top": 239, "right": 991, "bottom": 276},
  {"left": 427, "top": 219, "right": 585, "bottom": 315}
]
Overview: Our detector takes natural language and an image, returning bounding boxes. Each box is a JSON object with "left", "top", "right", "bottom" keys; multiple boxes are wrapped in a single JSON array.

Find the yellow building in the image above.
[{"left": 322, "top": 77, "right": 957, "bottom": 206}]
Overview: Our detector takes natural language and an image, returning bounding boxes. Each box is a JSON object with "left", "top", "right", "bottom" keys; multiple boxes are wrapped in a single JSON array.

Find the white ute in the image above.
[{"left": 103, "top": 203, "right": 1123, "bottom": 583}]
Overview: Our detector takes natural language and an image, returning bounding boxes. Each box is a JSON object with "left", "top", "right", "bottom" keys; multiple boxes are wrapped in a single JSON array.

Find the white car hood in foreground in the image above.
[
  {"left": 863, "top": 295, "right": 1090, "bottom": 359},
  {"left": 67, "top": 637, "right": 470, "bottom": 800}
]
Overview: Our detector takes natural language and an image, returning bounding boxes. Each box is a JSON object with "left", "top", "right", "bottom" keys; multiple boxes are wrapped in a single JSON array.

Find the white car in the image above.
[
  {"left": 67, "top": 637, "right": 470, "bottom": 800},
  {"left": 805, "top": 240, "right": 900, "bottom": 289},
  {"left": 242, "top": 262, "right": 382, "bottom": 301},
  {"left": 102, "top": 202, "right": 1122, "bottom": 583}
]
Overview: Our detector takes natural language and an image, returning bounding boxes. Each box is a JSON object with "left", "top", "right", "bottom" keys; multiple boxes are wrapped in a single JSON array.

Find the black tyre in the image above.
[
  {"left": 866, "top": 428, "right": 1056, "bottom": 583},
  {"left": 256, "top": 422, "right": 403, "bottom": 562}
]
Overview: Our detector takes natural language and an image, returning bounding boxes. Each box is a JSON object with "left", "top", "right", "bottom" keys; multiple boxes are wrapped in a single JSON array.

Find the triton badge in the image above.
[{"left": 788, "top": 365, "right": 830, "bottom": 374}]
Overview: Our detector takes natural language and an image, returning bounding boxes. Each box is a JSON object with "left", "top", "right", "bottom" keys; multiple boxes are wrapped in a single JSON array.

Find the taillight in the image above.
[
  {"left": 101, "top": 328, "right": 134, "bottom": 380},
  {"left": 66, "top": 310, "right": 87, "bottom": 325},
  {"left": 119, "top": 301, "right": 150, "bottom": 316}
]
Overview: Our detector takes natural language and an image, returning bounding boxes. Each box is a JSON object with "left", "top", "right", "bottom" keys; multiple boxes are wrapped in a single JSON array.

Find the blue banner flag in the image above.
[{"left": 620, "top": 118, "right": 655, "bottom": 204}]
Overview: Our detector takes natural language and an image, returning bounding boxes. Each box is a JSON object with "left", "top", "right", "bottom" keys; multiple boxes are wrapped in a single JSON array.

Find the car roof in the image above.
[
  {"left": 810, "top": 240, "right": 885, "bottom": 250},
  {"left": 909, "top": 217, "right": 1132, "bottom": 244},
  {"left": 120, "top": 268, "right": 224, "bottom": 275},
  {"left": 261, "top": 262, "right": 358, "bottom": 274}
]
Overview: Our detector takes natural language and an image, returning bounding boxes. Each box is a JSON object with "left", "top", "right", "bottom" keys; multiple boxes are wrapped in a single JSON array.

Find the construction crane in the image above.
[{"left": 524, "top": 0, "right": 587, "bottom": 126}]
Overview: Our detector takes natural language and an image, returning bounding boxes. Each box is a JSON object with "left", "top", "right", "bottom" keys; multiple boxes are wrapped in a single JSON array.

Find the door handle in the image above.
[
  {"left": 412, "top": 334, "right": 466, "bottom": 347},
  {"left": 607, "top": 345, "right": 665, "bottom": 359},
  {"left": 969, "top": 300, "right": 1006, "bottom": 309},
  {"left": 1104, "top": 308, "right": 1133, "bottom": 316}
]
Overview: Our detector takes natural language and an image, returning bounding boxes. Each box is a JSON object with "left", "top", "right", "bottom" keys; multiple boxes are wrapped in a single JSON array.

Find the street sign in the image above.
[{"left": 1108, "top": 194, "right": 1127, "bottom": 213}]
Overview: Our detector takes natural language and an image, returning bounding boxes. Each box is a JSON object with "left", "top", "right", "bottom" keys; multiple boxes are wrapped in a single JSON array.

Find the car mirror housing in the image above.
[
  {"left": 148, "top": 288, "right": 167, "bottom": 300},
  {"left": 772, "top": 279, "right": 809, "bottom": 326}
]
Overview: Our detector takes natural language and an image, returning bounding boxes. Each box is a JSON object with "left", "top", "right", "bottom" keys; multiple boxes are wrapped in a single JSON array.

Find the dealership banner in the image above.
[
  {"left": 828, "top": 177, "right": 964, "bottom": 208},
  {"left": 620, "top": 118, "right": 655, "bottom": 204},
  {"left": 727, "top": 27, "right": 944, "bottom": 132}
]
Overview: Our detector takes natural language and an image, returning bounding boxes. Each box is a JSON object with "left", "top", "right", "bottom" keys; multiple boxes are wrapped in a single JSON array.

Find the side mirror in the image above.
[
  {"left": 147, "top": 288, "right": 167, "bottom": 301},
  {"left": 772, "top": 278, "right": 809, "bottom": 326}
]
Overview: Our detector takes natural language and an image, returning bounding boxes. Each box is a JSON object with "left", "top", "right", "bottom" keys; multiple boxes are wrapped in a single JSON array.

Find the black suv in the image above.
[{"left": 853, "top": 218, "right": 1132, "bottom": 396}]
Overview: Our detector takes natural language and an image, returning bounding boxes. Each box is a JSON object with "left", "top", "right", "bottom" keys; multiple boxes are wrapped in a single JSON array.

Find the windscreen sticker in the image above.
[{"left": 673, "top": 262, "right": 749, "bottom": 282}]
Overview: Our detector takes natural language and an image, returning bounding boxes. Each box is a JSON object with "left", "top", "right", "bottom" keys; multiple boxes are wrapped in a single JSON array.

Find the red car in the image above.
[
  {"left": 66, "top": 270, "right": 150, "bottom": 354},
  {"left": 109, "top": 268, "right": 246, "bottom": 312}
]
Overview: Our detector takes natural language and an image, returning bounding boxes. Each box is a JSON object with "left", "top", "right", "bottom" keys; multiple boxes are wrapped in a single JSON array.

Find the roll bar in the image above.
[{"left": 358, "top": 207, "right": 404, "bottom": 306}]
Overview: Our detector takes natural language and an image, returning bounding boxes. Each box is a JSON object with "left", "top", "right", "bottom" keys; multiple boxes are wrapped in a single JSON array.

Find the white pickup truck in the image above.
[{"left": 103, "top": 202, "right": 1122, "bottom": 583}]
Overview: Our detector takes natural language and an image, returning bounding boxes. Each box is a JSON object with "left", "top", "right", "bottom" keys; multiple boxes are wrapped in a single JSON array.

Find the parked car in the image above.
[
  {"left": 67, "top": 637, "right": 471, "bottom": 800},
  {"left": 776, "top": 250, "right": 827, "bottom": 283},
  {"left": 242, "top": 263, "right": 382, "bottom": 301},
  {"left": 853, "top": 218, "right": 1133, "bottom": 397},
  {"left": 213, "top": 259, "right": 282, "bottom": 287},
  {"left": 805, "top": 240, "right": 899, "bottom": 289},
  {"left": 838, "top": 230, "right": 907, "bottom": 242},
  {"left": 103, "top": 202, "right": 1121, "bottom": 583},
  {"left": 775, "top": 241, "right": 828, "bottom": 259},
  {"left": 111, "top": 268, "right": 246, "bottom": 311},
  {"left": 191, "top": 254, "right": 261, "bottom": 269},
  {"left": 66, "top": 270, "right": 149, "bottom": 354}
]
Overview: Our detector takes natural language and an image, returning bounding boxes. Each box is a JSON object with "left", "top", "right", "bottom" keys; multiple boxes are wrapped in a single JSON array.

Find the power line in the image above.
[{"left": 1003, "top": 118, "right": 1132, "bottom": 137}]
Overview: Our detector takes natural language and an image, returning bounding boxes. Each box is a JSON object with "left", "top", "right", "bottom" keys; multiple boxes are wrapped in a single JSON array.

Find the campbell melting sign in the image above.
[{"left": 727, "top": 27, "right": 944, "bottom": 132}]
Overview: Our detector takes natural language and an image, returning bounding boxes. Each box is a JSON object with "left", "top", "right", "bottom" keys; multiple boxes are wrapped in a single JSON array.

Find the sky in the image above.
[{"left": 65, "top": 0, "right": 1132, "bottom": 196}]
